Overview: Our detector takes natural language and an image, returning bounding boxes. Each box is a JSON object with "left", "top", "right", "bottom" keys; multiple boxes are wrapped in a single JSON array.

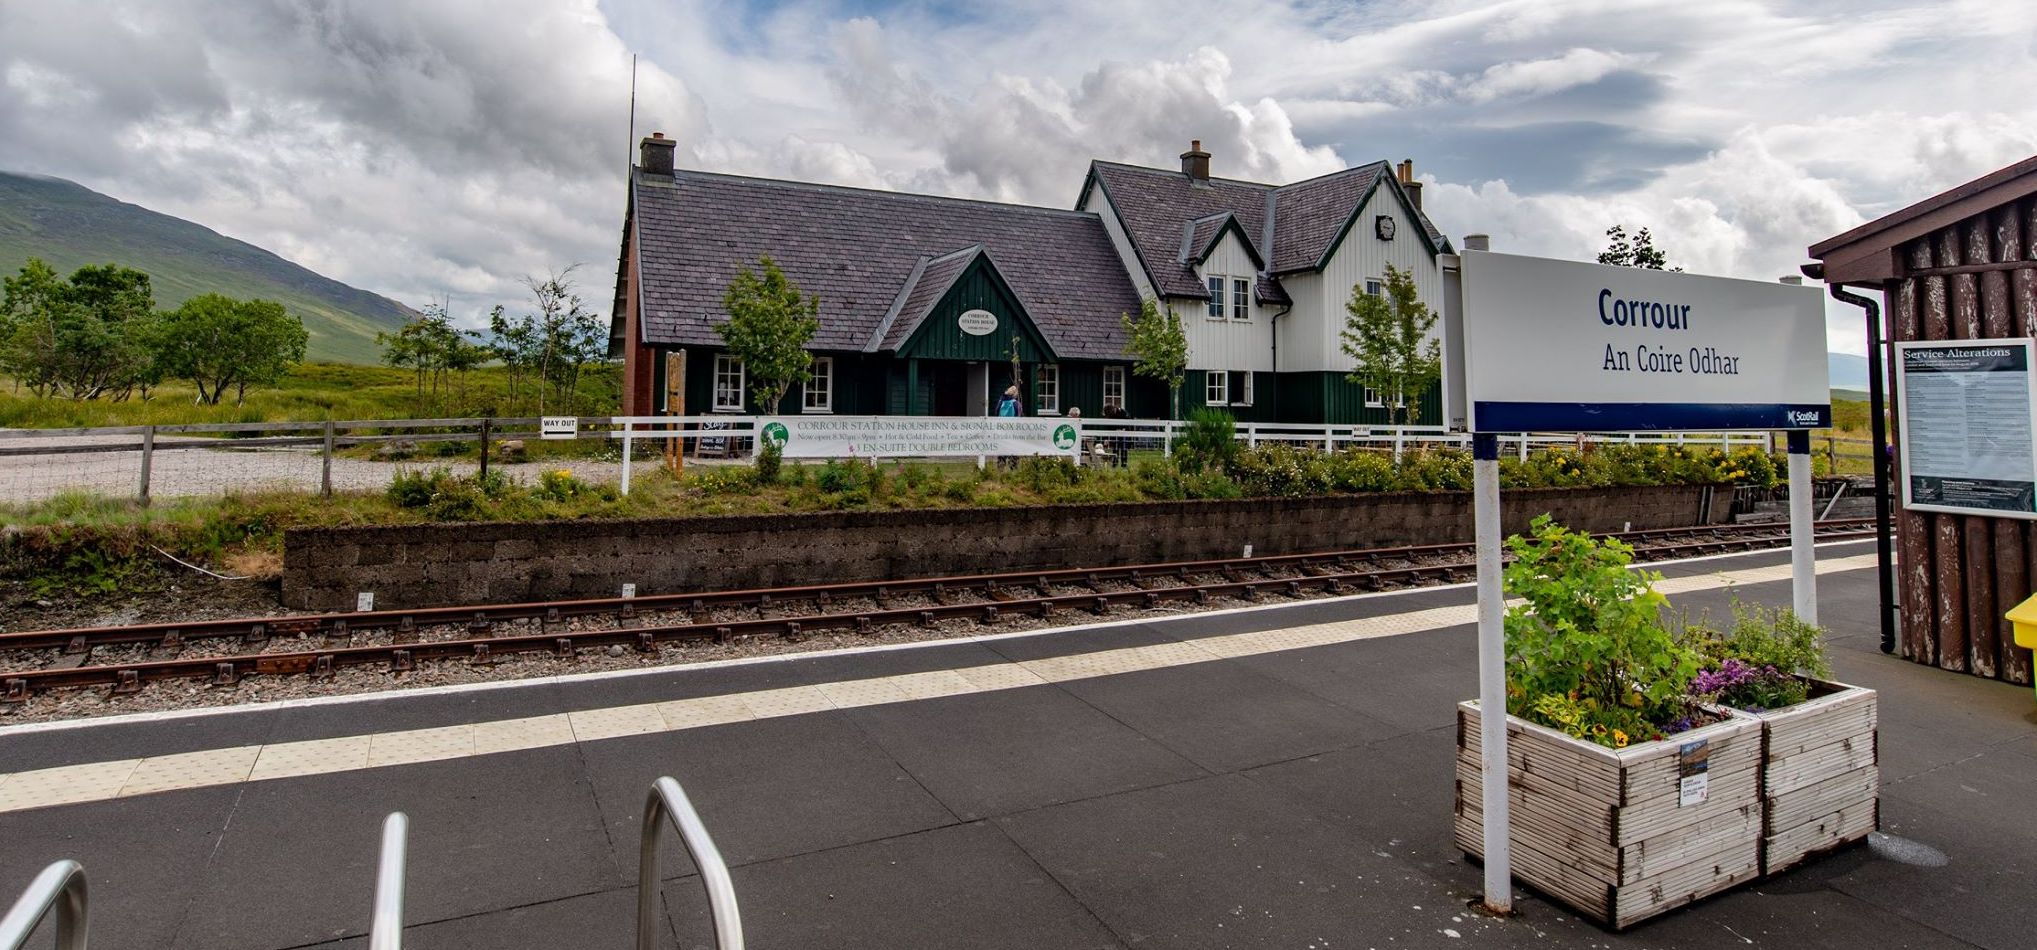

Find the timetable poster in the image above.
[{"left": 1897, "top": 339, "right": 2037, "bottom": 518}]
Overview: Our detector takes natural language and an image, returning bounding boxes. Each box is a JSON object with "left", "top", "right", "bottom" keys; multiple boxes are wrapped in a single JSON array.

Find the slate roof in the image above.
[
  {"left": 629, "top": 169, "right": 1141, "bottom": 360},
  {"left": 1083, "top": 159, "right": 1450, "bottom": 300},
  {"left": 873, "top": 246, "right": 978, "bottom": 352}
]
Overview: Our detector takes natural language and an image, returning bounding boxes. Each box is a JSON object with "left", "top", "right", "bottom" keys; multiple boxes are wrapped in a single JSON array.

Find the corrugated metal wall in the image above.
[{"left": 1888, "top": 194, "right": 2037, "bottom": 685}]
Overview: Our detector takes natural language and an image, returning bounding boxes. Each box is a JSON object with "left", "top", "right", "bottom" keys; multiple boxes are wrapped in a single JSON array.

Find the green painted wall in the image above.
[{"left": 898, "top": 257, "right": 1053, "bottom": 363}]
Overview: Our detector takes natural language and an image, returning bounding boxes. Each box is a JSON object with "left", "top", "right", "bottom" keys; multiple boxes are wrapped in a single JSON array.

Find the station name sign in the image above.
[{"left": 1455, "top": 250, "right": 1830, "bottom": 432}]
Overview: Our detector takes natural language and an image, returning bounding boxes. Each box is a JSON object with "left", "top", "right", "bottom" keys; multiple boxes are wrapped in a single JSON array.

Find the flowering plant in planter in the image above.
[
  {"left": 1680, "top": 600, "right": 1831, "bottom": 712},
  {"left": 1503, "top": 515, "right": 1704, "bottom": 748}
]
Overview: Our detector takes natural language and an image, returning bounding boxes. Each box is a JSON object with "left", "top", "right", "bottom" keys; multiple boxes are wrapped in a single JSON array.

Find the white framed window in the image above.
[
  {"left": 1036, "top": 364, "right": 1060, "bottom": 414},
  {"left": 803, "top": 356, "right": 833, "bottom": 412},
  {"left": 1235, "top": 371, "right": 1254, "bottom": 407},
  {"left": 1102, "top": 365, "right": 1126, "bottom": 411},
  {"left": 1231, "top": 278, "right": 1251, "bottom": 320},
  {"left": 1364, "top": 386, "right": 1384, "bottom": 408},
  {"left": 1206, "top": 276, "right": 1225, "bottom": 318},
  {"left": 713, "top": 354, "right": 746, "bottom": 411},
  {"left": 1364, "top": 278, "right": 1383, "bottom": 297},
  {"left": 1205, "top": 370, "right": 1228, "bottom": 405}
]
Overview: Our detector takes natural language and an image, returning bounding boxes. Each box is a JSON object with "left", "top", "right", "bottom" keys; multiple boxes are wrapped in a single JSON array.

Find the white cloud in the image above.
[
  {"left": 0, "top": 0, "right": 2032, "bottom": 364},
  {"left": 1463, "top": 48, "right": 1648, "bottom": 104}
]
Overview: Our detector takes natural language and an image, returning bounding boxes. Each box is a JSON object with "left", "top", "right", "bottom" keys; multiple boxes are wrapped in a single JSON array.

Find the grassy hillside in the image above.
[{"left": 0, "top": 171, "right": 415, "bottom": 363}]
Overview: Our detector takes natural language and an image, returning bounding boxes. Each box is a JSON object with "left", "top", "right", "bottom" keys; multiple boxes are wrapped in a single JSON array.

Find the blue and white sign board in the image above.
[{"left": 1456, "top": 250, "right": 1830, "bottom": 432}]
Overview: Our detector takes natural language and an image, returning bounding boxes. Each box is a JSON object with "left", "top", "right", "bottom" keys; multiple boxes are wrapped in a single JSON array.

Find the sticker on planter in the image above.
[{"left": 1678, "top": 739, "right": 1710, "bottom": 806}]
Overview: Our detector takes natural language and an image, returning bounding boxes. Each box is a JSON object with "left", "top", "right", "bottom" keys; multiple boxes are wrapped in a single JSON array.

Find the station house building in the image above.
[{"left": 611, "top": 134, "right": 1453, "bottom": 423}]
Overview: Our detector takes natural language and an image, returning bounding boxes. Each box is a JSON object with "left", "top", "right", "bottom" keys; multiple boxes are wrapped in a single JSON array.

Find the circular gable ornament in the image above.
[
  {"left": 1375, "top": 215, "right": 1397, "bottom": 241},
  {"left": 958, "top": 309, "right": 999, "bottom": 336}
]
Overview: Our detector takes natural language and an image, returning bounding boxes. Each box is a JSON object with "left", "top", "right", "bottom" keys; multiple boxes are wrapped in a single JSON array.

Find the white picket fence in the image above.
[{"left": 607, "top": 415, "right": 1770, "bottom": 495}]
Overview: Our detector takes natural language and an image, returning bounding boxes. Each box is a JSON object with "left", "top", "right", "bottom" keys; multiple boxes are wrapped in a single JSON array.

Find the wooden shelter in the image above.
[{"left": 1808, "top": 154, "right": 2037, "bottom": 686}]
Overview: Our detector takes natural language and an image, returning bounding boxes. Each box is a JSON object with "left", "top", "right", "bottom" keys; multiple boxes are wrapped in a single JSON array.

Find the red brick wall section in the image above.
[{"left": 282, "top": 485, "right": 1725, "bottom": 611}]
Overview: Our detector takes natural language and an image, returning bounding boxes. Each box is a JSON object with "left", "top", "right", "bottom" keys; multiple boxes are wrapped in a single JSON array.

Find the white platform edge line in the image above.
[{"left": 0, "top": 537, "right": 1879, "bottom": 738}]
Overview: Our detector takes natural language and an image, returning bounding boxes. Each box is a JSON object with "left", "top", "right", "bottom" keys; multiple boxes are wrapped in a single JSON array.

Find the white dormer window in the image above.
[
  {"left": 1206, "top": 276, "right": 1225, "bottom": 318},
  {"left": 1365, "top": 278, "right": 1383, "bottom": 297},
  {"left": 1231, "top": 277, "right": 1250, "bottom": 321}
]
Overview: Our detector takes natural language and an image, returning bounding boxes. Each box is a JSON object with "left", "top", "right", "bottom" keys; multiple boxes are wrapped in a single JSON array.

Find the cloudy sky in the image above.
[{"left": 3, "top": 0, "right": 2034, "bottom": 357}]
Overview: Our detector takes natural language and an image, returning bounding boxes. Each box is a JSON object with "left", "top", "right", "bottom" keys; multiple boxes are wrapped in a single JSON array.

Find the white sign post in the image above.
[
  {"left": 1894, "top": 339, "right": 2037, "bottom": 518},
  {"left": 1446, "top": 249, "right": 1830, "bottom": 914}
]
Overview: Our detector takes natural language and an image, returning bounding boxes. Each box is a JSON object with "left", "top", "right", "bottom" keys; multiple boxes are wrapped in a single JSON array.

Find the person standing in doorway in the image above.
[{"left": 997, "top": 386, "right": 1021, "bottom": 417}]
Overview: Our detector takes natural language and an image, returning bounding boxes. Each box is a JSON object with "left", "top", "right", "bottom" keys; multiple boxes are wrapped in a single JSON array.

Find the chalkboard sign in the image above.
[{"left": 697, "top": 419, "right": 730, "bottom": 457}]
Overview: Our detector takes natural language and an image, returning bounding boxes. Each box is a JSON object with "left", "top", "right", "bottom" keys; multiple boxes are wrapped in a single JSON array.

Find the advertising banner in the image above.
[
  {"left": 758, "top": 416, "right": 1079, "bottom": 459},
  {"left": 1895, "top": 338, "right": 2037, "bottom": 519},
  {"left": 1456, "top": 250, "right": 1830, "bottom": 432}
]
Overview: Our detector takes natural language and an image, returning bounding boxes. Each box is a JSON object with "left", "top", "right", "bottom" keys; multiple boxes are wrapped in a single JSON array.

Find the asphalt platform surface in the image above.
[{"left": 2, "top": 537, "right": 2031, "bottom": 949}]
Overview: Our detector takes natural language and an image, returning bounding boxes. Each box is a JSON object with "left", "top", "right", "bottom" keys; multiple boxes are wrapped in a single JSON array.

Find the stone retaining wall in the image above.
[{"left": 281, "top": 484, "right": 1731, "bottom": 610}]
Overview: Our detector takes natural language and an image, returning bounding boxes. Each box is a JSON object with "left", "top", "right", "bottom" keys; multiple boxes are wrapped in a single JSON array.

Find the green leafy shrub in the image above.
[
  {"left": 1504, "top": 515, "right": 1700, "bottom": 748},
  {"left": 1677, "top": 599, "right": 1830, "bottom": 711},
  {"left": 1230, "top": 443, "right": 1333, "bottom": 497},
  {"left": 1396, "top": 448, "right": 1473, "bottom": 491},
  {"left": 816, "top": 459, "right": 879, "bottom": 495},
  {"left": 1183, "top": 470, "right": 1243, "bottom": 499},
  {"left": 1010, "top": 456, "right": 1079, "bottom": 493},
  {"left": 534, "top": 468, "right": 590, "bottom": 503},
  {"left": 1175, "top": 408, "right": 1237, "bottom": 474},
  {"left": 754, "top": 442, "right": 783, "bottom": 484},
  {"left": 1132, "top": 457, "right": 1186, "bottom": 500},
  {"left": 688, "top": 466, "right": 758, "bottom": 495},
  {"left": 896, "top": 462, "right": 937, "bottom": 492},
  {"left": 1327, "top": 450, "right": 1396, "bottom": 492}
]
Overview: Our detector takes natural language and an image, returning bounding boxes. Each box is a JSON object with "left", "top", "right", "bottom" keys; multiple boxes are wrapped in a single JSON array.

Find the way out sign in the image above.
[
  {"left": 540, "top": 416, "right": 578, "bottom": 440},
  {"left": 1442, "top": 248, "right": 1831, "bottom": 915}
]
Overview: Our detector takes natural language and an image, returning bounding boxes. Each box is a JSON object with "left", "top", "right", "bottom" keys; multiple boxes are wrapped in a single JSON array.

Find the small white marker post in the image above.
[
  {"left": 1472, "top": 431, "right": 1511, "bottom": 913},
  {"left": 1787, "top": 430, "right": 1817, "bottom": 625}
]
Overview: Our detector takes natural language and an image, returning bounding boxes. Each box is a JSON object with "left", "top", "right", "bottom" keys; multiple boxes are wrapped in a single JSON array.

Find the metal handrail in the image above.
[
  {"left": 1, "top": 860, "right": 88, "bottom": 950},
  {"left": 370, "top": 813, "right": 408, "bottom": 950},
  {"left": 638, "top": 777, "right": 743, "bottom": 950}
]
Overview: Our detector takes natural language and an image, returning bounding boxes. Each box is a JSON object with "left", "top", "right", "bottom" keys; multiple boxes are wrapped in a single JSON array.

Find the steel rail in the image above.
[
  {"left": 0, "top": 521, "right": 1874, "bottom": 699},
  {"left": 0, "top": 519, "right": 1871, "bottom": 656}
]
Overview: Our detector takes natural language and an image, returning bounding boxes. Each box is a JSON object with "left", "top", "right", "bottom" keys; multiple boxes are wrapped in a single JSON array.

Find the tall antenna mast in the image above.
[{"left": 626, "top": 53, "right": 639, "bottom": 171}]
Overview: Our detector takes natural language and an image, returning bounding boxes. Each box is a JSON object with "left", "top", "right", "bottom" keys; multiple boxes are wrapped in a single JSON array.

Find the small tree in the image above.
[
  {"left": 380, "top": 301, "right": 487, "bottom": 413},
  {"left": 1597, "top": 225, "right": 1681, "bottom": 271},
  {"left": 154, "top": 293, "right": 308, "bottom": 404},
  {"left": 0, "top": 259, "right": 157, "bottom": 400},
  {"left": 1341, "top": 264, "right": 1440, "bottom": 425},
  {"left": 716, "top": 256, "right": 819, "bottom": 412},
  {"left": 1119, "top": 297, "right": 1187, "bottom": 419}
]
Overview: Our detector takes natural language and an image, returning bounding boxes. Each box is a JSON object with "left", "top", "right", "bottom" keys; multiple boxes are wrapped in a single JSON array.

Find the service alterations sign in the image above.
[
  {"left": 1455, "top": 250, "right": 1830, "bottom": 432},
  {"left": 1896, "top": 338, "right": 2037, "bottom": 519}
]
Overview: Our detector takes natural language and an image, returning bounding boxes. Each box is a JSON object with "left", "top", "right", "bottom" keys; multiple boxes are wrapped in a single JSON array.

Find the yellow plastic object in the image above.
[{"left": 2006, "top": 593, "right": 2037, "bottom": 701}]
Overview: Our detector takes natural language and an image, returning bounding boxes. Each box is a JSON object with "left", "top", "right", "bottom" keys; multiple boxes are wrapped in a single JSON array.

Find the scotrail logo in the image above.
[{"left": 1786, "top": 410, "right": 1823, "bottom": 427}]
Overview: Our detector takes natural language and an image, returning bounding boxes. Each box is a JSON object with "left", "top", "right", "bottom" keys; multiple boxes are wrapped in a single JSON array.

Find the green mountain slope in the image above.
[{"left": 0, "top": 171, "right": 414, "bottom": 363}]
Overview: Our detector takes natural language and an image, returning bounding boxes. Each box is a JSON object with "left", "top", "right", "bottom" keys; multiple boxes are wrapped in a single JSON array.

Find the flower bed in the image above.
[{"left": 1454, "top": 702, "right": 1763, "bottom": 929}]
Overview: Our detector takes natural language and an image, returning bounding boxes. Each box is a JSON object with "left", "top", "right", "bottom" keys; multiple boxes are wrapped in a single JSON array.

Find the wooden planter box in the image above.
[
  {"left": 1735, "top": 679, "right": 1879, "bottom": 875},
  {"left": 1454, "top": 701, "right": 1763, "bottom": 929}
]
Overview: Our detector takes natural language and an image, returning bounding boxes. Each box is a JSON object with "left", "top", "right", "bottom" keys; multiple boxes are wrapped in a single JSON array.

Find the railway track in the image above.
[{"left": 1, "top": 519, "right": 1874, "bottom": 700}]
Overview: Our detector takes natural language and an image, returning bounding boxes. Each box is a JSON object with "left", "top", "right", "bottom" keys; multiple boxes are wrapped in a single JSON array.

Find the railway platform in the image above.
[{"left": 1, "top": 538, "right": 2030, "bottom": 949}]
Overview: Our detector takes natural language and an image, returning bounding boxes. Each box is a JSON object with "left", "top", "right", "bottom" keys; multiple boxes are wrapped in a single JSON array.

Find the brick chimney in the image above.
[
  {"left": 1396, "top": 158, "right": 1422, "bottom": 211},
  {"left": 639, "top": 132, "right": 675, "bottom": 176},
  {"left": 1180, "top": 140, "right": 1211, "bottom": 182}
]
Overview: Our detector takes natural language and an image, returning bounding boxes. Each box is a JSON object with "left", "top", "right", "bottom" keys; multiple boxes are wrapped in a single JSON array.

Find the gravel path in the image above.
[{"left": 0, "top": 433, "right": 626, "bottom": 503}]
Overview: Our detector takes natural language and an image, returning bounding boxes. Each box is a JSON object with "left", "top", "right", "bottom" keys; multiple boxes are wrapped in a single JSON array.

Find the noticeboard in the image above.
[
  {"left": 1453, "top": 250, "right": 1830, "bottom": 432},
  {"left": 1895, "top": 338, "right": 2037, "bottom": 519}
]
